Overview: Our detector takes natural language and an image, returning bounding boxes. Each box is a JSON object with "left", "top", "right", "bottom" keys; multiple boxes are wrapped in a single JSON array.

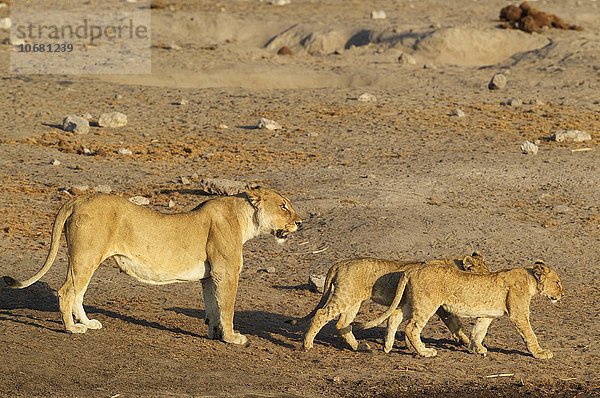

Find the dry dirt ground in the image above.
[{"left": 0, "top": 0, "right": 599, "bottom": 397}]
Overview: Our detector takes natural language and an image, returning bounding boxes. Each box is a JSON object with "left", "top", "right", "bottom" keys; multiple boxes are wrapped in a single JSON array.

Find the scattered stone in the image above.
[
  {"left": 117, "top": 148, "right": 133, "bottom": 155},
  {"left": 525, "top": 98, "right": 545, "bottom": 106},
  {"left": 94, "top": 185, "right": 113, "bottom": 194},
  {"left": 191, "top": 173, "right": 199, "bottom": 180},
  {"left": 0, "top": 17, "right": 11, "bottom": 30},
  {"left": 330, "top": 376, "right": 342, "bottom": 384},
  {"left": 129, "top": 196, "right": 150, "bottom": 206},
  {"left": 501, "top": 98, "right": 522, "bottom": 107},
  {"left": 269, "top": 0, "right": 291, "bottom": 5},
  {"left": 62, "top": 115, "right": 90, "bottom": 134},
  {"left": 98, "top": 112, "right": 128, "bottom": 128},
  {"left": 199, "top": 178, "right": 259, "bottom": 196},
  {"left": 449, "top": 108, "right": 465, "bottom": 117},
  {"left": 82, "top": 148, "right": 93, "bottom": 155},
  {"left": 257, "top": 267, "right": 276, "bottom": 274},
  {"left": 175, "top": 98, "right": 188, "bottom": 105},
  {"left": 69, "top": 185, "right": 89, "bottom": 195},
  {"left": 357, "top": 93, "right": 377, "bottom": 103},
  {"left": 218, "top": 124, "right": 229, "bottom": 129},
  {"left": 277, "top": 46, "right": 293, "bottom": 56},
  {"left": 180, "top": 176, "right": 191, "bottom": 185},
  {"left": 371, "top": 10, "right": 387, "bottom": 19},
  {"left": 308, "top": 274, "right": 326, "bottom": 293},
  {"left": 397, "top": 52, "right": 416, "bottom": 65},
  {"left": 553, "top": 205, "right": 572, "bottom": 214},
  {"left": 423, "top": 63, "right": 437, "bottom": 70},
  {"left": 167, "top": 42, "right": 181, "bottom": 50},
  {"left": 51, "top": 159, "right": 62, "bottom": 166},
  {"left": 114, "top": 94, "right": 123, "bottom": 100},
  {"left": 488, "top": 73, "right": 507, "bottom": 90},
  {"left": 10, "top": 38, "right": 26, "bottom": 47},
  {"left": 520, "top": 141, "right": 539, "bottom": 155},
  {"left": 257, "top": 117, "right": 282, "bottom": 130},
  {"left": 551, "top": 130, "right": 592, "bottom": 143},
  {"left": 168, "top": 199, "right": 175, "bottom": 208}
]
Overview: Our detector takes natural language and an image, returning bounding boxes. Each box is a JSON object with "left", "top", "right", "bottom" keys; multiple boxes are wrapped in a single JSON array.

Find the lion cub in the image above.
[
  {"left": 294, "top": 252, "right": 489, "bottom": 351},
  {"left": 368, "top": 260, "right": 563, "bottom": 359}
]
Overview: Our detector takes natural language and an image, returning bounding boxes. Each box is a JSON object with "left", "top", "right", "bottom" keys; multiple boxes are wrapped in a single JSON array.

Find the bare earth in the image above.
[{"left": 0, "top": 0, "right": 599, "bottom": 397}]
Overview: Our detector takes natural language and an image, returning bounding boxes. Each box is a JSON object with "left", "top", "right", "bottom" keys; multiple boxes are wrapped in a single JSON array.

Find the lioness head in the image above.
[
  {"left": 532, "top": 260, "right": 564, "bottom": 303},
  {"left": 460, "top": 251, "right": 490, "bottom": 274},
  {"left": 247, "top": 188, "right": 302, "bottom": 242}
]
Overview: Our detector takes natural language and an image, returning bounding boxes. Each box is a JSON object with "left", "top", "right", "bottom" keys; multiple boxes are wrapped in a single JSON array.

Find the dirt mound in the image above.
[{"left": 414, "top": 26, "right": 550, "bottom": 66}]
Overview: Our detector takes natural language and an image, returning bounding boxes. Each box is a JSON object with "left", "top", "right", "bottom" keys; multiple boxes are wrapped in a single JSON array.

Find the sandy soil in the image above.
[{"left": 0, "top": 0, "right": 599, "bottom": 397}]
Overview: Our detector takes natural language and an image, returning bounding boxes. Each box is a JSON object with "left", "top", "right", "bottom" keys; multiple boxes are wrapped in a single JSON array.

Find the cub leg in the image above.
[
  {"left": 304, "top": 295, "right": 355, "bottom": 350},
  {"left": 383, "top": 308, "right": 404, "bottom": 353},
  {"left": 469, "top": 317, "right": 494, "bottom": 356},
  {"left": 404, "top": 306, "right": 438, "bottom": 357},
  {"left": 436, "top": 307, "right": 470, "bottom": 346},
  {"left": 201, "top": 277, "right": 222, "bottom": 340},
  {"left": 337, "top": 302, "right": 369, "bottom": 351}
]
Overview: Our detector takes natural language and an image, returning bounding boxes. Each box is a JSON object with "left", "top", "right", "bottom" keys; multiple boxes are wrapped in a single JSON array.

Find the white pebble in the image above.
[
  {"left": 521, "top": 141, "right": 539, "bottom": 155},
  {"left": 51, "top": 159, "right": 62, "bottom": 166},
  {"left": 357, "top": 93, "right": 377, "bottom": 103},
  {"left": 552, "top": 130, "right": 591, "bottom": 143},
  {"left": 371, "top": 10, "right": 387, "bottom": 19},
  {"left": 117, "top": 148, "right": 132, "bottom": 155},
  {"left": 98, "top": 112, "right": 127, "bottom": 128},
  {"left": 257, "top": 118, "right": 282, "bottom": 130},
  {"left": 94, "top": 185, "right": 112, "bottom": 194},
  {"left": 449, "top": 108, "right": 465, "bottom": 117},
  {"left": 129, "top": 196, "right": 150, "bottom": 206},
  {"left": 0, "top": 17, "right": 11, "bottom": 30}
]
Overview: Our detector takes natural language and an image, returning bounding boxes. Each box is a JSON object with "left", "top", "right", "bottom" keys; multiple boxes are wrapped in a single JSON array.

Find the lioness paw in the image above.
[
  {"left": 533, "top": 350, "right": 553, "bottom": 359},
  {"left": 84, "top": 319, "right": 103, "bottom": 330},
  {"left": 418, "top": 347, "right": 438, "bottom": 358},
  {"left": 66, "top": 324, "right": 88, "bottom": 334}
]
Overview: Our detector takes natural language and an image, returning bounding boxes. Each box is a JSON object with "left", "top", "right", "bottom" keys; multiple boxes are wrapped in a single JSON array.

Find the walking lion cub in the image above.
[
  {"left": 362, "top": 260, "right": 563, "bottom": 359},
  {"left": 293, "top": 252, "right": 489, "bottom": 351}
]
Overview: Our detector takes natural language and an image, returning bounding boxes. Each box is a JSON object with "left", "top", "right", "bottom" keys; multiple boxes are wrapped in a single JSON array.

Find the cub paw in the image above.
[
  {"left": 533, "top": 350, "right": 553, "bottom": 359},
  {"left": 84, "top": 319, "right": 103, "bottom": 330},
  {"left": 469, "top": 342, "right": 488, "bottom": 357},
  {"left": 418, "top": 347, "right": 438, "bottom": 358},
  {"left": 356, "top": 342, "right": 371, "bottom": 352}
]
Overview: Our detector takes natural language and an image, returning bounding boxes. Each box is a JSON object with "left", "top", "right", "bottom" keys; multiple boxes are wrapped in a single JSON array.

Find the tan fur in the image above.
[
  {"left": 4, "top": 188, "right": 302, "bottom": 345},
  {"left": 297, "top": 253, "right": 489, "bottom": 352},
  {"left": 375, "top": 260, "right": 563, "bottom": 359}
]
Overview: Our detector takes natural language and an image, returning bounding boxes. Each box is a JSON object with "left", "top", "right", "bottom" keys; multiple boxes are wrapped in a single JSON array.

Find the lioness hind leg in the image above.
[
  {"left": 58, "top": 273, "right": 86, "bottom": 334},
  {"left": 73, "top": 269, "right": 102, "bottom": 330},
  {"left": 201, "top": 277, "right": 223, "bottom": 340},
  {"left": 337, "top": 302, "right": 369, "bottom": 351}
]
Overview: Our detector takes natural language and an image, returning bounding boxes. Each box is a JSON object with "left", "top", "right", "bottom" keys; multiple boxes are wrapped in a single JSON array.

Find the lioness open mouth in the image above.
[{"left": 275, "top": 229, "right": 289, "bottom": 239}]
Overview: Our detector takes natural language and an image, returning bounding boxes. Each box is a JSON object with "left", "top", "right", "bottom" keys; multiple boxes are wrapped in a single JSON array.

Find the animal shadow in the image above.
[{"left": 0, "top": 281, "right": 63, "bottom": 331}]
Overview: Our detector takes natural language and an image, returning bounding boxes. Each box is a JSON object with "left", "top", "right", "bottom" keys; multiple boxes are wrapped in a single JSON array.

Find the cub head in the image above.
[
  {"left": 532, "top": 260, "right": 564, "bottom": 303},
  {"left": 246, "top": 188, "right": 302, "bottom": 243},
  {"left": 461, "top": 251, "right": 490, "bottom": 274}
]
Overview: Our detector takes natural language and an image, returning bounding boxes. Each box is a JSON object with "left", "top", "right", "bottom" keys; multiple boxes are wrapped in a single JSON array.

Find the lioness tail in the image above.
[{"left": 3, "top": 198, "right": 76, "bottom": 288}]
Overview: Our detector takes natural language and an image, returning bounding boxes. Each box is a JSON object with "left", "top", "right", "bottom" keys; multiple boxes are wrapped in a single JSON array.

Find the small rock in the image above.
[
  {"left": 117, "top": 148, "right": 133, "bottom": 155},
  {"left": 257, "top": 117, "right": 282, "bottom": 130},
  {"left": 397, "top": 52, "right": 416, "bottom": 65},
  {"left": 168, "top": 199, "right": 175, "bottom": 208},
  {"left": 0, "top": 17, "right": 11, "bottom": 30},
  {"left": 69, "top": 185, "right": 89, "bottom": 195},
  {"left": 129, "top": 196, "right": 150, "bottom": 206},
  {"left": 62, "top": 115, "right": 90, "bottom": 134},
  {"left": 552, "top": 130, "right": 592, "bottom": 143},
  {"left": 330, "top": 376, "right": 342, "bottom": 384},
  {"left": 167, "top": 42, "right": 181, "bottom": 50},
  {"left": 357, "top": 93, "right": 377, "bottom": 103},
  {"left": 520, "top": 141, "right": 539, "bottom": 155},
  {"left": 218, "top": 124, "right": 229, "bottom": 129},
  {"left": 449, "top": 108, "right": 465, "bottom": 117},
  {"left": 11, "top": 38, "right": 26, "bottom": 46},
  {"left": 98, "top": 112, "right": 127, "bottom": 128},
  {"left": 269, "top": 0, "right": 291, "bottom": 5},
  {"left": 51, "top": 159, "right": 62, "bottom": 166},
  {"left": 114, "top": 94, "right": 123, "bottom": 100},
  {"left": 423, "top": 63, "right": 437, "bottom": 70},
  {"left": 257, "top": 267, "right": 276, "bottom": 274},
  {"left": 502, "top": 98, "right": 522, "bottom": 107},
  {"left": 526, "top": 98, "right": 545, "bottom": 106},
  {"left": 180, "top": 176, "right": 191, "bottom": 185},
  {"left": 0, "top": 3, "right": 7, "bottom": 9},
  {"left": 308, "top": 274, "right": 326, "bottom": 293},
  {"left": 488, "top": 73, "right": 507, "bottom": 90},
  {"left": 553, "top": 205, "right": 571, "bottom": 214},
  {"left": 82, "top": 148, "right": 93, "bottom": 155},
  {"left": 277, "top": 46, "right": 293, "bottom": 56},
  {"left": 371, "top": 10, "right": 387, "bottom": 19},
  {"left": 94, "top": 185, "right": 112, "bottom": 194},
  {"left": 175, "top": 98, "right": 188, "bottom": 105}
]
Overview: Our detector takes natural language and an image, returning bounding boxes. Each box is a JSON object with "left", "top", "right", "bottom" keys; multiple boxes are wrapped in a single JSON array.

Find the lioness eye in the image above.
[{"left": 280, "top": 204, "right": 288, "bottom": 211}]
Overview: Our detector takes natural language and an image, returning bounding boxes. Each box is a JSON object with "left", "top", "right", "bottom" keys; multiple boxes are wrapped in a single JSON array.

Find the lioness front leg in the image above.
[{"left": 212, "top": 271, "right": 247, "bottom": 345}]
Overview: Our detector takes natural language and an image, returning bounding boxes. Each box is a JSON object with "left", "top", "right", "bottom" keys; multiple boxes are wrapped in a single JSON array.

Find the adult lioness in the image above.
[
  {"left": 3, "top": 188, "right": 302, "bottom": 345},
  {"left": 297, "top": 252, "right": 489, "bottom": 351},
  {"left": 367, "top": 260, "right": 563, "bottom": 359}
]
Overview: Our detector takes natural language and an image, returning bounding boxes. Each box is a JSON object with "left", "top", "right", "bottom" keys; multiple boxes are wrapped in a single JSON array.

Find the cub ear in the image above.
[
  {"left": 462, "top": 256, "right": 475, "bottom": 270},
  {"left": 246, "top": 188, "right": 262, "bottom": 207},
  {"left": 532, "top": 260, "right": 546, "bottom": 281}
]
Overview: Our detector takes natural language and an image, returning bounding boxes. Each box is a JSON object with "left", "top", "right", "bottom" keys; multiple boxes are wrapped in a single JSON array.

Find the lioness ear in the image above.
[
  {"left": 472, "top": 251, "right": 482, "bottom": 258},
  {"left": 462, "top": 256, "right": 474, "bottom": 270},
  {"left": 246, "top": 189, "right": 262, "bottom": 207}
]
